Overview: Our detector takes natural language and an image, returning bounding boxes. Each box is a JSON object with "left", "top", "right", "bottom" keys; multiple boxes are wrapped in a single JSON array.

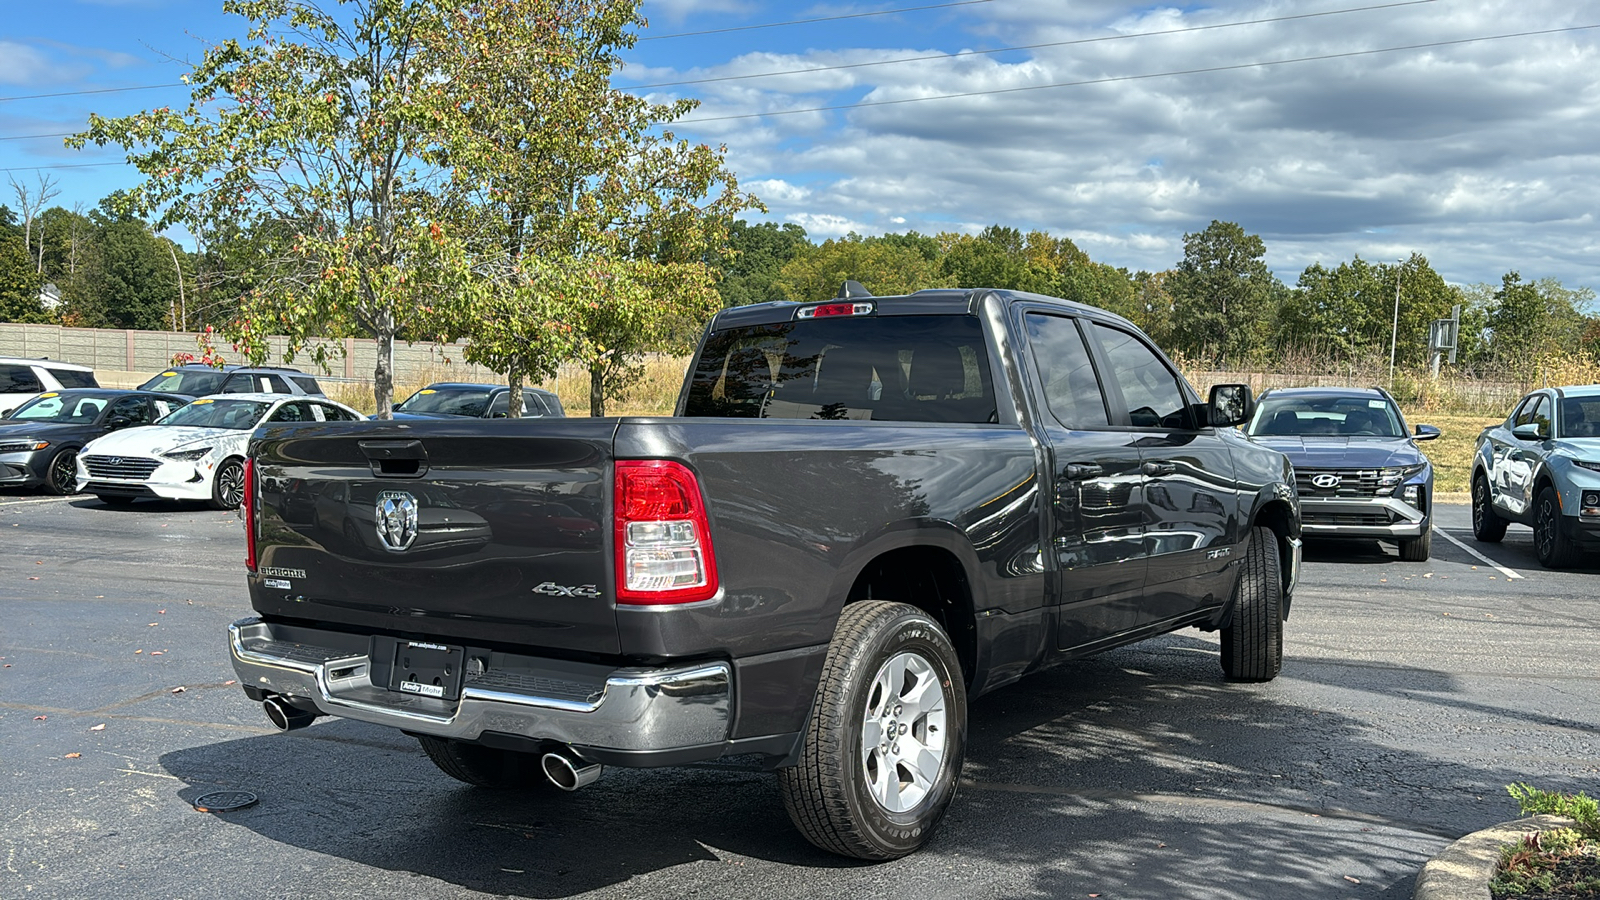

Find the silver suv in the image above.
[
  {"left": 0, "top": 357, "right": 99, "bottom": 416},
  {"left": 137, "top": 364, "right": 324, "bottom": 398}
]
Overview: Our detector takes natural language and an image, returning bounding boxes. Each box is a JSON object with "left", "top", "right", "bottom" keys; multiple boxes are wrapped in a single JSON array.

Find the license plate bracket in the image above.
[{"left": 388, "top": 640, "right": 465, "bottom": 701}]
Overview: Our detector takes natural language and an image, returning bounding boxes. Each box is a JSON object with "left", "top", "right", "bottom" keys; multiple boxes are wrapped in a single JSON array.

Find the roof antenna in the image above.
[{"left": 835, "top": 280, "right": 872, "bottom": 300}]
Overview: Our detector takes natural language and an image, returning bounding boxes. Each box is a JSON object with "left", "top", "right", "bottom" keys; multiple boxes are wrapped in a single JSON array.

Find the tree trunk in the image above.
[
  {"left": 589, "top": 363, "right": 605, "bottom": 417},
  {"left": 374, "top": 314, "right": 395, "bottom": 419},
  {"left": 506, "top": 364, "right": 523, "bottom": 419}
]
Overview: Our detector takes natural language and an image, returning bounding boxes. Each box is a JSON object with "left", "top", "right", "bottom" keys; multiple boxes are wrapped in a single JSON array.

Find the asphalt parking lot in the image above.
[{"left": 2, "top": 494, "right": 1597, "bottom": 900}]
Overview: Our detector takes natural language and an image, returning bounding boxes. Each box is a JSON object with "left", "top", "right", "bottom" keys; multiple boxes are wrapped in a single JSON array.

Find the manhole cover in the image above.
[{"left": 192, "top": 790, "right": 258, "bottom": 813}]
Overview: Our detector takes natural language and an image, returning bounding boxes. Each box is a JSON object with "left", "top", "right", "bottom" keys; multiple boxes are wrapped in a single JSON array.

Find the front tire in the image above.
[
  {"left": 1533, "top": 486, "right": 1581, "bottom": 569},
  {"left": 209, "top": 458, "right": 244, "bottom": 510},
  {"left": 1221, "top": 526, "right": 1284, "bottom": 682},
  {"left": 1472, "top": 473, "right": 1507, "bottom": 543},
  {"left": 416, "top": 735, "right": 551, "bottom": 789},
  {"left": 1398, "top": 527, "right": 1432, "bottom": 562},
  {"left": 779, "top": 601, "right": 967, "bottom": 861},
  {"left": 44, "top": 447, "right": 79, "bottom": 495}
]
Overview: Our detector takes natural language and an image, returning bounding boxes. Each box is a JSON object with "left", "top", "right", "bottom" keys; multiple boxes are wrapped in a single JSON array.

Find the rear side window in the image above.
[
  {"left": 49, "top": 368, "right": 98, "bottom": 389},
  {"left": 0, "top": 364, "right": 44, "bottom": 393},
  {"left": 1025, "top": 313, "right": 1108, "bottom": 429},
  {"left": 290, "top": 375, "right": 322, "bottom": 394},
  {"left": 683, "top": 315, "right": 996, "bottom": 423}
]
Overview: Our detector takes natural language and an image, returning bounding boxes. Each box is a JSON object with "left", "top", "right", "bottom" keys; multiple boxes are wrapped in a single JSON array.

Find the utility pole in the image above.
[
  {"left": 167, "top": 240, "right": 187, "bottom": 331},
  {"left": 1388, "top": 258, "right": 1404, "bottom": 387}
]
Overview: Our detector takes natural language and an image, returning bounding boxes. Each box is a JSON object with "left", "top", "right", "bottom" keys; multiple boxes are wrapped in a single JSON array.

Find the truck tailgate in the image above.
[{"left": 248, "top": 419, "right": 620, "bottom": 655}]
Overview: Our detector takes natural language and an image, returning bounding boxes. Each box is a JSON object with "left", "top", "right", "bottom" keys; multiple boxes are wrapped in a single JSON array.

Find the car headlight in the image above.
[
  {"left": 1377, "top": 462, "right": 1429, "bottom": 493},
  {"left": 162, "top": 446, "right": 213, "bottom": 461},
  {"left": 1573, "top": 459, "right": 1600, "bottom": 474},
  {"left": 0, "top": 440, "right": 48, "bottom": 453}
]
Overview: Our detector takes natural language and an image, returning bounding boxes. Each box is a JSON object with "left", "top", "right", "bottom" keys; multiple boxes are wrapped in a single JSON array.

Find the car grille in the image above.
[
  {"left": 1303, "top": 511, "right": 1395, "bottom": 527},
  {"left": 83, "top": 455, "right": 162, "bottom": 481},
  {"left": 1294, "top": 468, "right": 1381, "bottom": 499}
]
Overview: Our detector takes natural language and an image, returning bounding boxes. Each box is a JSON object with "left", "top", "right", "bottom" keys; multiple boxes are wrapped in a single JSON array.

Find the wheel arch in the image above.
[
  {"left": 1247, "top": 493, "right": 1297, "bottom": 613},
  {"left": 834, "top": 525, "right": 980, "bottom": 689}
]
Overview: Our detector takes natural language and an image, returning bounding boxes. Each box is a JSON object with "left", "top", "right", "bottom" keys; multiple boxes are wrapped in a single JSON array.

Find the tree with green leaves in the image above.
[
  {"left": 0, "top": 234, "right": 47, "bottom": 324},
  {"left": 423, "top": 0, "right": 757, "bottom": 416},
  {"left": 1166, "top": 220, "right": 1285, "bottom": 363},
  {"left": 72, "top": 0, "right": 473, "bottom": 416},
  {"left": 777, "top": 233, "right": 948, "bottom": 302},
  {"left": 715, "top": 220, "right": 812, "bottom": 308},
  {"left": 1485, "top": 272, "right": 1592, "bottom": 375}
]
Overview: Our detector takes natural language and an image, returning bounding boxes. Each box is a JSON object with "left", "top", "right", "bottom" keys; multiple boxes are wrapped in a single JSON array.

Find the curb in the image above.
[{"left": 1413, "top": 814, "right": 1576, "bottom": 900}]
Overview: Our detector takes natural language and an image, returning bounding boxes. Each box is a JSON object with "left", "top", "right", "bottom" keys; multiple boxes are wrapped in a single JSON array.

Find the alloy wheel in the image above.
[
  {"left": 217, "top": 463, "right": 244, "bottom": 508},
  {"left": 51, "top": 450, "right": 78, "bottom": 493},
  {"left": 859, "top": 650, "right": 949, "bottom": 814},
  {"left": 1535, "top": 495, "right": 1557, "bottom": 559}
]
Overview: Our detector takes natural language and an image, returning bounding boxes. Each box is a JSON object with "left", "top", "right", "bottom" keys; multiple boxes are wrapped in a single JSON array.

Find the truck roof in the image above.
[{"left": 709, "top": 288, "right": 1123, "bottom": 330}]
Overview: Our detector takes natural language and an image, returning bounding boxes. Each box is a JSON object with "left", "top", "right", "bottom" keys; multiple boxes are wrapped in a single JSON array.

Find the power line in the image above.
[
  {"left": 640, "top": 0, "right": 993, "bottom": 41},
  {"left": 678, "top": 23, "right": 1600, "bottom": 123},
  {"left": 0, "top": 161, "right": 126, "bottom": 173},
  {"left": 0, "top": 131, "right": 75, "bottom": 143},
  {"left": 630, "top": 0, "right": 1435, "bottom": 89},
  {"left": 0, "top": 83, "right": 185, "bottom": 104}
]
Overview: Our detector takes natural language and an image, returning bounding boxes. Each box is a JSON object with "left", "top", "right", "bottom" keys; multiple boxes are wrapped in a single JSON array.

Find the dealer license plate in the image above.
[{"left": 389, "top": 640, "right": 464, "bottom": 700}]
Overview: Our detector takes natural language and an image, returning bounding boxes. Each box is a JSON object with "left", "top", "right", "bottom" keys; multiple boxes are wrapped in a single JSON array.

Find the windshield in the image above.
[
  {"left": 398, "top": 387, "right": 494, "bottom": 416},
  {"left": 139, "top": 369, "right": 228, "bottom": 395},
  {"left": 156, "top": 398, "right": 272, "bottom": 430},
  {"left": 1561, "top": 397, "right": 1600, "bottom": 438},
  {"left": 8, "top": 392, "right": 111, "bottom": 422},
  {"left": 1247, "top": 394, "right": 1405, "bottom": 438}
]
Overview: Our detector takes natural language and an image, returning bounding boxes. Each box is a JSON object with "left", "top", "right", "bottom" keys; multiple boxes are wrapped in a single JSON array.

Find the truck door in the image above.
[
  {"left": 1084, "top": 322, "right": 1237, "bottom": 625},
  {"left": 1020, "top": 312, "right": 1148, "bottom": 650}
]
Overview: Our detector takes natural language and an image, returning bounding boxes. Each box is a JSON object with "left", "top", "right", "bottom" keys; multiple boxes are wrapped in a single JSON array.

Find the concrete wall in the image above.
[{"left": 0, "top": 323, "right": 503, "bottom": 386}]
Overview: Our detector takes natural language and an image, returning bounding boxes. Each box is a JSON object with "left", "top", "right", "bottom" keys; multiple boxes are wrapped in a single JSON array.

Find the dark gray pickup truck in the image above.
[{"left": 229, "top": 286, "right": 1301, "bottom": 860}]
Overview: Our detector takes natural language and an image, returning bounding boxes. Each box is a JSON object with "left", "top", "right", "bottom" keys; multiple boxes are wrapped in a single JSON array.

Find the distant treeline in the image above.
[{"left": 4, "top": 197, "right": 1595, "bottom": 377}]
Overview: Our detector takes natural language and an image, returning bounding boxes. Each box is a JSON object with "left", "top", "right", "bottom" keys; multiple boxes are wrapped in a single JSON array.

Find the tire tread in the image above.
[{"left": 1221, "top": 526, "right": 1283, "bottom": 682}]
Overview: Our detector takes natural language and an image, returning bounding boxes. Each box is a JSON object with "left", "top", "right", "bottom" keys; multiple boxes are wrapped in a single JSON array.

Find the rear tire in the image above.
[
  {"left": 1221, "top": 526, "right": 1284, "bottom": 682},
  {"left": 779, "top": 600, "right": 967, "bottom": 861},
  {"left": 1398, "top": 527, "right": 1432, "bottom": 562},
  {"left": 416, "top": 735, "right": 551, "bottom": 789},
  {"left": 1471, "top": 472, "right": 1507, "bottom": 543},
  {"left": 1533, "top": 486, "right": 1581, "bottom": 569}
]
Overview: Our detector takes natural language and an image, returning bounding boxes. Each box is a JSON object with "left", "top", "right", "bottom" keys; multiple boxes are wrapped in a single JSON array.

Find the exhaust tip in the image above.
[
  {"left": 540, "top": 751, "right": 602, "bottom": 791},
  {"left": 263, "top": 696, "right": 316, "bottom": 731}
]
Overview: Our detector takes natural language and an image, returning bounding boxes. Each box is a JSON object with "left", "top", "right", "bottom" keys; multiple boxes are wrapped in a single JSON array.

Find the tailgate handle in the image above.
[{"left": 359, "top": 439, "right": 429, "bottom": 478}]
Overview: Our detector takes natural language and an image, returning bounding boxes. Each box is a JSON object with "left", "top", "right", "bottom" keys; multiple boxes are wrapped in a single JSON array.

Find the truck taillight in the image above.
[
  {"left": 614, "top": 460, "right": 718, "bottom": 604},
  {"left": 243, "top": 457, "right": 257, "bottom": 572}
]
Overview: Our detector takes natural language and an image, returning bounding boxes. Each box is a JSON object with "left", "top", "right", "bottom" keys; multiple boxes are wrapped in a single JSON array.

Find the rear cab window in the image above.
[{"left": 683, "top": 314, "right": 996, "bottom": 423}]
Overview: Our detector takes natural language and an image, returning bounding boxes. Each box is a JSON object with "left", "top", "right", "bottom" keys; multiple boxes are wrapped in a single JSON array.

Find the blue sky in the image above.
[{"left": 4, "top": 0, "right": 1599, "bottom": 292}]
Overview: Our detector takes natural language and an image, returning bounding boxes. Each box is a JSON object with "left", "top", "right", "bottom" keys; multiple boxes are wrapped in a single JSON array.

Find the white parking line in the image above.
[
  {"left": 1435, "top": 526, "right": 1524, "bottom": 580},
  {"left": 0, "top": 496, "right": 74, "bottom": 507}
]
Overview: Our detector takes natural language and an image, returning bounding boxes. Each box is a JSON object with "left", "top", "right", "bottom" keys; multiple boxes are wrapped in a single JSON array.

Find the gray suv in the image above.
[{"left": 138, "top": 364, "right": 324, "bottom": 398}]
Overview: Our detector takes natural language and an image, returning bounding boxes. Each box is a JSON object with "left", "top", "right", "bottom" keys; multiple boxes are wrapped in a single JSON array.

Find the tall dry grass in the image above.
[{"left": 327, "top": 356, "right": 690, "bottom": 417}]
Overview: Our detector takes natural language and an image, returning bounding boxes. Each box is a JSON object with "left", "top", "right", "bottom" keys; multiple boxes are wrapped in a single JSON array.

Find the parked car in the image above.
[
  {"left": 0, "top": 356, "right": 98, "bottom": 415},
  {"left": 0, "top": 389, "right": 187, "bottom": 494},
  {"left": 1244, "top": 386, "right": 1439, "bottom": 560},
  {"left": 1471, "top": 385, "right": 1600, "bottom": 568},
  {"left": 137, "top": 364, "right": 324, "bottom": 398},
  {"left": 392, "top": 382, "right": 564, "bottom": 419},
  {"left": 77, "top": 393, "right": 364, "bottom": 509},
  {"left": 229, "top": 284, "right": 1301, "bottom": 861}
]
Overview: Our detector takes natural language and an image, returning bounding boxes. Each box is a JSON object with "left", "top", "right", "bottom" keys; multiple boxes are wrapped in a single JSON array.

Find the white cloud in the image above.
[
  {"left": 746, "top": 178, "right": 810, "bottom": 204},
  {"left": 647, "top": 0, "right": 1600, "bottom": 287}
]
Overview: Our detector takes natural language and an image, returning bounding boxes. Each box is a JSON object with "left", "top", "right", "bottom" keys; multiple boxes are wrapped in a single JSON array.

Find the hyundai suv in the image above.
[{"left": 1, "top": 357, "right": 99, "bottom": 415}]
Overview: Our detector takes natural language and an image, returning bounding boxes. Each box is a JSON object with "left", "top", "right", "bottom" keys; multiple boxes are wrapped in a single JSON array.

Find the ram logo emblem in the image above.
[{"left": 375, "top": 490, "right": 419, "bottom": 552}]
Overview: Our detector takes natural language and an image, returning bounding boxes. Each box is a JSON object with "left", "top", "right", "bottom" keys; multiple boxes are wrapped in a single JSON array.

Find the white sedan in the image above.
[{"left": 76, "top": 392, "right": 365, "bottom": 509}]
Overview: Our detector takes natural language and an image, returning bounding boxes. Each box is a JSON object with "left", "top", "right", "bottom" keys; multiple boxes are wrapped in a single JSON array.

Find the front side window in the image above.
[
  {"left": 106, "top": 396, "right": 152, "bottom": 425},
  {"left": 1090, "top": 323, "right": 1189, "bottom": 429},
  {"left": 1025, "top": 313, "right": 1108, "bottom": 429},
  {"left": 683, "top": 314, "right": 995, "bottom": 423},
  {"left": 267, "top": 401, "right": 312, "bottom": 423},
  {"left": 156, "top": 398, "right": 272, "bottom": 430},
  {"left": 1528, "top": 396, "right": 1552, "bottom": 438},
  {"left": 1514, "top": 395, "right": 1543, "bottom": 428}
]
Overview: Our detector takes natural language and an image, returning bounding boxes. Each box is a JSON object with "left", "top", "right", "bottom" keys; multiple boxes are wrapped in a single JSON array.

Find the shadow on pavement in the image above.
[{"left": 156, "top": 631, "right": 1592, "bottom": 898}]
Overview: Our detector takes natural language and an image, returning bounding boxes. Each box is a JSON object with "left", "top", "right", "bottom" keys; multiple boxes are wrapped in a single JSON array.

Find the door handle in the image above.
[
  {"left": 1142, "top": 461, "right": 1176, "bottom": 476},
  {"left": 1065, "top": 463, "right": 1104, "bottom": 481}
]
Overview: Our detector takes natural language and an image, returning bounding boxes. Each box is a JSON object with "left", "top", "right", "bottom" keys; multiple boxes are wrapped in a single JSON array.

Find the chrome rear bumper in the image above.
[{"left": 229, "top": 617, "right": 732, "bottom": 756}]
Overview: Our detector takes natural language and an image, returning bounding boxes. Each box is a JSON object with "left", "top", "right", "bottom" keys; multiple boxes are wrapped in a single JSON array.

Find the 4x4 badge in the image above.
[
  {"left": 375, "top": 490, "right": 418, "bottom": 552},
  {"left": 533, "top": 581, "right": 602, "bottom": 599}
]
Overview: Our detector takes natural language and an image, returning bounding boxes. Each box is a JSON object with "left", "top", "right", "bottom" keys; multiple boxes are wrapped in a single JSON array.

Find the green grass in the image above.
[{"left": 1403, "top": 411, "right": 1500, "bottom": 494}]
